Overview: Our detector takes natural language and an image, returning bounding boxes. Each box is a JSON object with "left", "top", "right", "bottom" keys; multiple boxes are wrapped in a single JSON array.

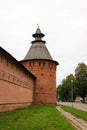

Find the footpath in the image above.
[{"left": 56, "top": 106, "right": 87, "bottom": 130}]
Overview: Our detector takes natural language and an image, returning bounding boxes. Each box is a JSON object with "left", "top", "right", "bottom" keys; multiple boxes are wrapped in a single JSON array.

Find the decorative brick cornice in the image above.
[{"left": 0, "top": 69, "right": 33, "bottom": 90}]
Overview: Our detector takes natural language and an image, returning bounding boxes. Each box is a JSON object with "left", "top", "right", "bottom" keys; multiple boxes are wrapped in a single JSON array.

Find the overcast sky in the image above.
[{"left": 0, "top": 0, "right": 87, "bottom": 85}]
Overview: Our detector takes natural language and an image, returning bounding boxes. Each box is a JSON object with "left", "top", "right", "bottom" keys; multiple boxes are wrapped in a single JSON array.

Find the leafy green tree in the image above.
[
  {"left": 57, "top": 74, "right": 78, "bottom": 101},
  {"left": 75, "top": 63, "right": 87, "bottom": 100}
]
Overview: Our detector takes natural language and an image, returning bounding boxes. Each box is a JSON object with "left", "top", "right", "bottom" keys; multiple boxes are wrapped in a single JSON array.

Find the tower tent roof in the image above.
[
  {"left": 24, "top": 42, "right": 53, "bottom": 60},
  {"left": 22, "top": 27, "right": 58, "bottom": 65}
]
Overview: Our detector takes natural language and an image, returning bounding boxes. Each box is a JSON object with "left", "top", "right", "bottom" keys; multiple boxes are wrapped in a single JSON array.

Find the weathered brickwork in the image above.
[
  {"left": 0, "top": 47, "right": 36, "bottom": 112},
  {"left": 21, "top": 60, "right": 57, "bottom": 105}
]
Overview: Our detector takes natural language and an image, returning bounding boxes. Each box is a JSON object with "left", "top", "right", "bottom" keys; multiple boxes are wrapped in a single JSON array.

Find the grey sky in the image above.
[{"left": 0, "top": 0, "right": 87, "bottom": 85}]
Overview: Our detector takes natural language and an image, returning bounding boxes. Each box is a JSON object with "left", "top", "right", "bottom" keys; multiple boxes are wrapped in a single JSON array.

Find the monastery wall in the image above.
[{"left": 0, "top": 49, "right": 36, "bottom": 112}]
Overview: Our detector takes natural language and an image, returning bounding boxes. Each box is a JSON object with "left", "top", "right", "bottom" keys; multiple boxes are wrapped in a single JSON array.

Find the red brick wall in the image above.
[
  {"left": 22, "top": 60, "right": 57, "bottom": 105},
  {"left": 0, "top": 53, "right": 35, "bottom": 112}
]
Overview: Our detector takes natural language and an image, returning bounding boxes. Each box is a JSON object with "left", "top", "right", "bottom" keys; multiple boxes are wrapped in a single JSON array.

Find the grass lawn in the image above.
[
  {"left": 61, "top": 105, "right": 87, "bottom": 121},
  {"left": 0, "top": 105, "right": 76, "bottom": 130}
]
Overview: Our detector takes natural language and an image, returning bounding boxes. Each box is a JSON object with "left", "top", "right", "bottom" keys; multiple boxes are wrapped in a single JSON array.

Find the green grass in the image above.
[
  {"left": 0, "top": 105, "right": 76, "bottom": 130},
  {"left": 61, "top": 105, "right": 87, "bottom": 121}
]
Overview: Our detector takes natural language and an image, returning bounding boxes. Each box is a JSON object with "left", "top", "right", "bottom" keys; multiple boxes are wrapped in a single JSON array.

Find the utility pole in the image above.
[{"left": 71, "top": 80, "right": 73, "bottom": 108}]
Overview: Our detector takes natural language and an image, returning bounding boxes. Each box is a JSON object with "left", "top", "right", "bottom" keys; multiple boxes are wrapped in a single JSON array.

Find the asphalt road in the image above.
[{"left": 58, "top": 102, "right": 87, "bottom": 112}]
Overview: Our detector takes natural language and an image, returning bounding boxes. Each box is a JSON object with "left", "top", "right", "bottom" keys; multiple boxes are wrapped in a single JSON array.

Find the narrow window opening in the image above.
[
  {"left": 39, "top": 62, "right": 41, "bottom": 66},
  {"left": 41, "top": 73, "right": 43, "bottom": 76},
  {"left": 43, "top": 62, "right": 45, "bottom": 67},
  {"left": 29, "top": 62, "right": 31, "bottom": 67}
]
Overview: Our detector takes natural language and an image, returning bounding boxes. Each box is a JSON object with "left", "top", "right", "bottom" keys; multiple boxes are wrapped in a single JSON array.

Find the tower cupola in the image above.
[
  {"left": 23, "top": 26, "right": 58, "bottom": 64},
  {"left": 32, "top": 26, "right": 46, "bottom": 44}
]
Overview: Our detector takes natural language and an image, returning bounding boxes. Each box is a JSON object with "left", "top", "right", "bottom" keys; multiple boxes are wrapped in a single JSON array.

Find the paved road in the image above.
[{"left": 58, "top": 102, "right": 87, "bottom": 112}]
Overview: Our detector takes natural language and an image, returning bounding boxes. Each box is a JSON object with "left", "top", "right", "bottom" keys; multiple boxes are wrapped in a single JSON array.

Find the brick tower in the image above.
[{"left": 21, "top": 26, "right": 58, "bottom": 105}]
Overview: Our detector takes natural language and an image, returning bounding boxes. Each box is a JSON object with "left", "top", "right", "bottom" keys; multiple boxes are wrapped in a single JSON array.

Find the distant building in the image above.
[
  {"left": 0, "top": 27, "right": 58, "bottom": 112},
  {"left": 75, "top": 96, "right": 83, "bottom": 103}
]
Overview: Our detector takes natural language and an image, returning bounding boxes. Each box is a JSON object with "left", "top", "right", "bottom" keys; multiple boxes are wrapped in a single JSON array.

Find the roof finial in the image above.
[{"left": 36, "top": 24, "right": 39, "bottom": 29}]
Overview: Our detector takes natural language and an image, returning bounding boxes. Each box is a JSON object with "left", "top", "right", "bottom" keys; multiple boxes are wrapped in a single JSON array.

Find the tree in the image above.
[
  {"left": 57, "top": 74, "right": 78, "bottom": 101},
  {"left": 75, "top": 63, "right": 87, "bottom": 100}
]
